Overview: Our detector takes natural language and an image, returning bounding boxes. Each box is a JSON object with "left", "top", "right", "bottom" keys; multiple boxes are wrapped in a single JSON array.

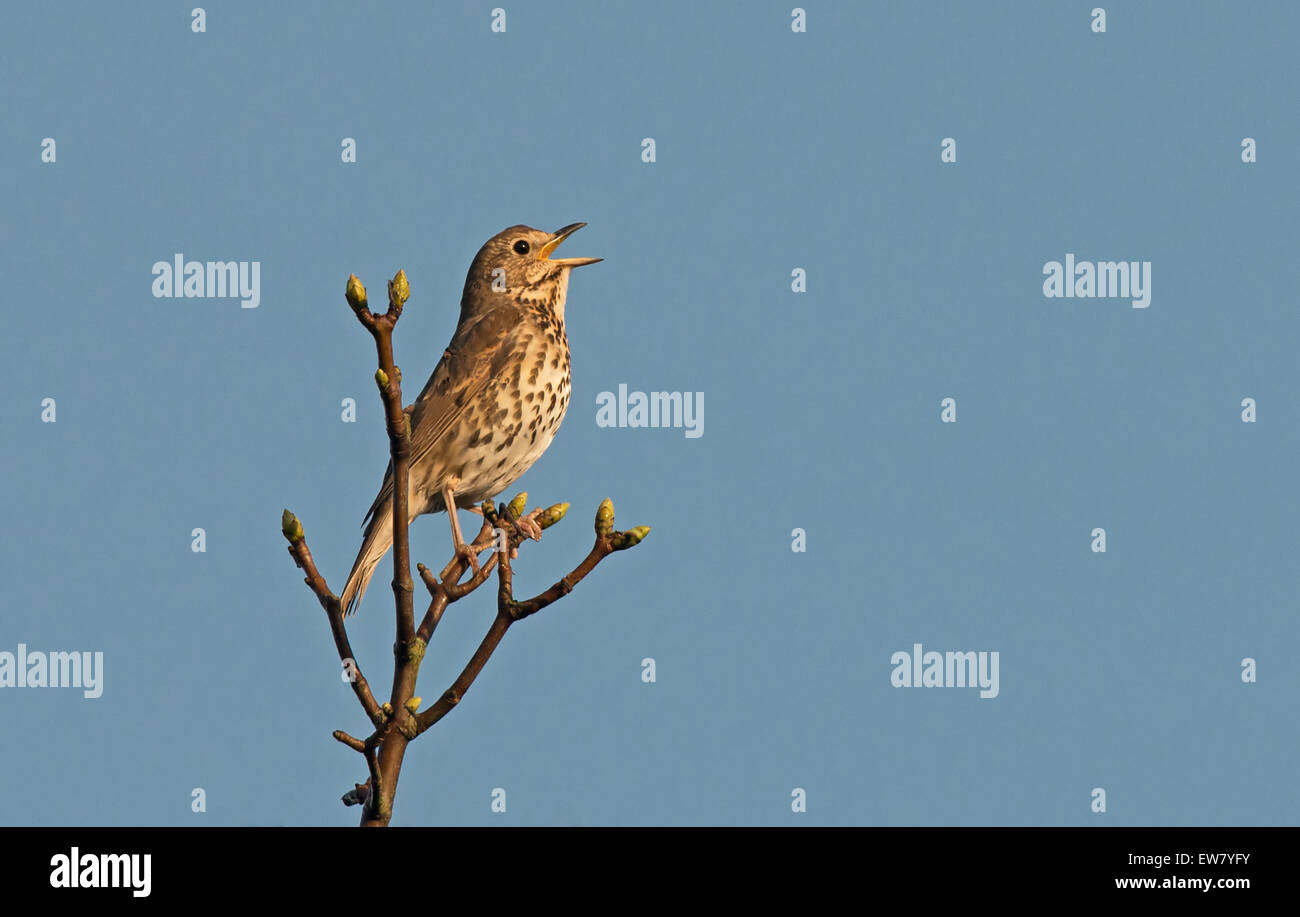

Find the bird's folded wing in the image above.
[{"left": 362, "top": 306, "right": 525, "bottom": 525}]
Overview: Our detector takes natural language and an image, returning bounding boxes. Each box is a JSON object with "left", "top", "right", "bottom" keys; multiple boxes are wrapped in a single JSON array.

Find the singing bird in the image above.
[{"left": 339, "top": 223, "right": 601, "bottom": 616}]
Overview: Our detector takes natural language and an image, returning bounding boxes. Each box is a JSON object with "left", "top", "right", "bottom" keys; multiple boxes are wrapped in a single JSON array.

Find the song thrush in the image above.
[{"left": 339, "top": 223, "right": 600, "bottom": 616}]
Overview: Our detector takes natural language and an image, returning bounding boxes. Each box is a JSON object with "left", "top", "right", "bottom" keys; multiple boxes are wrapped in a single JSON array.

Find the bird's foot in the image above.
[
  {"left": 455, "top": 541, "right": 481, "bottom": 576},
  {"left": 513, "top": 508, "right": 544, "bottom": 542}
]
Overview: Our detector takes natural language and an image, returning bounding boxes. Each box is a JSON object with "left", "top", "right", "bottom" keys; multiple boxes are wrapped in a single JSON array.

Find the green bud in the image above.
[
  {"left": 389, "top": 269, "right": 410, "bottom": 308},
  {"left": 345, "top": 274, "right": 368, "bottom": 312},
  {"left": 375, "top": 368, "right": 389, "bottom": 390},
  {"left": 594, "top": 498, "right": 615, "bottom": 537},
  {"left": 507, "top": 492, "right": 528, "bottom": 519},
  {"left": 404, "top": 696, "right": 422, "bottom": 714},
  {"left": 610, "top": 525, "right": 651, "bottom": 551},
  {"left": 281, "top": 509, "right": 304, "bottom": 543},
  {"left": 538, "top": 502, "right": 569, "bottom": 530}
]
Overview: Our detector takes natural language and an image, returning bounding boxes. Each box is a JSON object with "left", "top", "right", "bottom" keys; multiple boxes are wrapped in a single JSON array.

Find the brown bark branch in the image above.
[
  {"left": 348, "top": 272, "right": 420, "bottom": 827},
  {"left": 283, "top": 528, "right": 382, "bottom": 724},
  {"left": 509, "top": 542, "right": 612, "bottom": 620},
  {"left": 414, "top": 613, "right": 512, "bottom": 736},
  {"left": 332, "top": 730, "right": 366, "bottom": 752},
  {"left": 362, "top": 274, "right": 415, "bottom": 645},
  {"left": 292, "top": 273, "right": 423, "bottom": 826},
  {"left": 413, "top": 529, "right": 619, "bottom": 736},
  {"left": 362, "top": 730, "right": 385, "bottom": 823},
  {"left": 414, "top": 518, "right": 499, "bottom": 642}
]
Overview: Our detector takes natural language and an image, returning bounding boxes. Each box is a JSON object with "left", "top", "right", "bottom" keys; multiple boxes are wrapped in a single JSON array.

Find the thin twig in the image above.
[
  {"left": 509, "top": 542, "right": 612, "bottom": 620},
  {"left": 355, "top": 274, "right": 415, "bottom": 644},
  {"left": 284, "top": 531, "right": 382, "bottom": 724},
  {"left": 414, "top": 529, "right": 618, "bottom": 736},
  {"left": 332, "top": 730, "right": 366, "bottom": 752},
  {"left": 363, "top": 730, "right": 385, "bottom": 822}
]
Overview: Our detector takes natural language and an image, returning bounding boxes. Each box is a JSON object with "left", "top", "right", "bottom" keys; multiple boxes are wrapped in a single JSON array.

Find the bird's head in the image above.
[{"left": 462, "top": 223, "right": 600, "bottom": 320}]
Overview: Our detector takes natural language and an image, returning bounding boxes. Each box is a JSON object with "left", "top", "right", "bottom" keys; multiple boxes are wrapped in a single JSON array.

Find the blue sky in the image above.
[{"left": 1, "top": 1, "right": 1296, "bottom": 825}]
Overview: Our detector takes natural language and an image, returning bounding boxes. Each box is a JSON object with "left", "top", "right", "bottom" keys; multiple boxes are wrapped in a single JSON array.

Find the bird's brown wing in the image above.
[{"left": 361, "top": 306, "right": 523, "bottom": 527}]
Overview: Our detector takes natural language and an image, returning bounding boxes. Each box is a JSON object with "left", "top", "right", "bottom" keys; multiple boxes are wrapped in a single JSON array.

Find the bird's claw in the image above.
[
  {"left": 514, "top": 509, "right": 544, "bottom": 542},
  {"left": 455, "top": 542, "right": 481, "bottom": 575}
]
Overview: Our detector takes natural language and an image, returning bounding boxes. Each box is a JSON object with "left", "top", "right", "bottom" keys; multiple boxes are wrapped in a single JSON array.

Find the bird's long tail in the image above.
[{"left": 340, "top": 500, "right": 393, "bottom": 617}]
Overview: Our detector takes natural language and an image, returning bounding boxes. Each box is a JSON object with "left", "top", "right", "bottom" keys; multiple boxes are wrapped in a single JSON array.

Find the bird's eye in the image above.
[{"left": 513, "top": 240, "right": 530, "bottom": 255}]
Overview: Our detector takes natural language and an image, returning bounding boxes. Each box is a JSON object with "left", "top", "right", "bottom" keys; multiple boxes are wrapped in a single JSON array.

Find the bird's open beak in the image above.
[{"left": 540, "top": 222, "right": 602, "bottom": 267}]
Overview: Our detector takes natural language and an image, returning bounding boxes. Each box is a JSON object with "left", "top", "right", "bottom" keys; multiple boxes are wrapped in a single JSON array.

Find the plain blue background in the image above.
[{"left": 1, "top": 1, "right": 1296, "bottom": 825}]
